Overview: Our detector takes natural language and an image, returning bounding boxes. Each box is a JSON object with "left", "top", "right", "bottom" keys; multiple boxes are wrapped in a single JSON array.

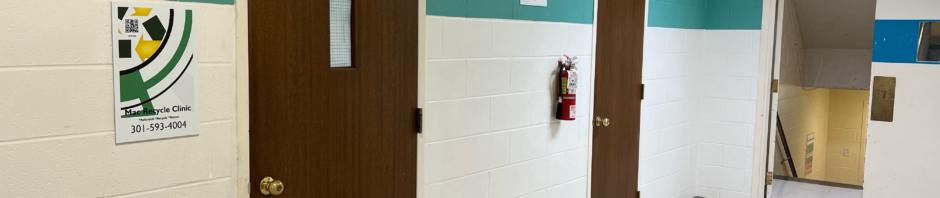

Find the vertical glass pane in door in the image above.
[{"left": 330, "top": 0, "right": 352, "bottom": 67}]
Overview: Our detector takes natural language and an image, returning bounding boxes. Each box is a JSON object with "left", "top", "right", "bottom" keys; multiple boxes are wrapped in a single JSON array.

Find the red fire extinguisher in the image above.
[{"left": 556, "top": 55, "right": 578, "bottom": 121}]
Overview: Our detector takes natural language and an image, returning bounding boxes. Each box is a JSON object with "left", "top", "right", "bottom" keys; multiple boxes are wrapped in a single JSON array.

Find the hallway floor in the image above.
[{"left": 772, "top": 180, "right": 863, "bottom": 198}]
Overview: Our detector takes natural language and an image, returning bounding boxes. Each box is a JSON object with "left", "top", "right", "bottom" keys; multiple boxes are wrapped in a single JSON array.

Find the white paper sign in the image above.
[
  {"left": 521, "top": 0, "right": 547, "bottom": 7},
  {"left": 111, "top": 2, "right": 199, "bottom": 143}
]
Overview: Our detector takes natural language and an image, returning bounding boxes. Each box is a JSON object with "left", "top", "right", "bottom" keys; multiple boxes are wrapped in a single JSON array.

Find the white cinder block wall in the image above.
[
  {"left": 423, "top": 16, "right": 594, "bottom": 198},
  {"left": 639, "top": 27, "right": 760, "bottom": 198},
  {"left": 638, "top": 27, "right": 703, "bottom": 198},
  {"left": 0, "top": 1, "right": 238, "bottom": 197},
  {"left": 695, "top": 29, "right": 760, "bottom": 198}
]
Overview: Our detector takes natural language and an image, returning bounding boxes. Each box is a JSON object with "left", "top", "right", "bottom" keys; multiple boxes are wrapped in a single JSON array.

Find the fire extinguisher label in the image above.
[
  {"left": 569, "top": 106, "right": 576, "bottom": 118},
  {"left": 567, "top": 71, "right": 578, "bottom": 94},
  {"left": 561, "top": 77, "right": 568, "bottom": 94}
]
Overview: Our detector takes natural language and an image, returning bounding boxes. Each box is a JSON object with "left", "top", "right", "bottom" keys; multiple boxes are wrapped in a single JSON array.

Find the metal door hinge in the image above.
[
  {"left": 766, "top": 171, "right": 773, "bottom": 185},
  {"left": 416, "top": 108, "right": 423, "bottom": 133},
  {"left": 640, "top": 84, "right": 645, "bottom": 100},
  {"left": 771, "top": 79, "right": 779, "bottom": 93},
  {"left": 637, "top": 191, "right": 641, "bottom": 198}
]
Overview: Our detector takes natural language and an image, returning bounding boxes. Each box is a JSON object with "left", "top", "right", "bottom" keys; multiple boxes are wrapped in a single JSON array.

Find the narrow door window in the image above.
[{"left": 330, "top": 0, "right": 352, "bottom": 67}]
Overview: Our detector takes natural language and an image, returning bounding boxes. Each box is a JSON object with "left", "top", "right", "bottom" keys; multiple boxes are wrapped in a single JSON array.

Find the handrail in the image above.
[{"left": 777, "top": 113, "right": 799, "bottom": 178}]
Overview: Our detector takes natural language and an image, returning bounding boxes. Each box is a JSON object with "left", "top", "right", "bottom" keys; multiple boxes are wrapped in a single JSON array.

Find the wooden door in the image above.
[
  {"left": 248, "top": 0, "right": 417, "bottom": 197},
  {"left": 590, "top": 0, "right": 645, "bottom": 197}
]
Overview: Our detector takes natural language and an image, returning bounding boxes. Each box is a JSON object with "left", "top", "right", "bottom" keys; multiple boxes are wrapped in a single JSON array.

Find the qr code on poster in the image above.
[{"left": 125, "top": 19, "right": 139, "bottom": 33}]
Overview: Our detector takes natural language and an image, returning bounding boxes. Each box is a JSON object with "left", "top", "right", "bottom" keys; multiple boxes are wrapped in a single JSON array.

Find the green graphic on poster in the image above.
[{"left": 112, "top": 2, "right": 199, "bottom": 143}]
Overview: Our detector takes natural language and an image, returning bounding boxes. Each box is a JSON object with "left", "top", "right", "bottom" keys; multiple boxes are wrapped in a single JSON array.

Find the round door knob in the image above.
[
  {"left": 595, "top": 117, "right": 602, "bottom": 126},
  {"left": 603, "top": 118, "right": 610, "bottom": 126},
  {"left": 260, "top": 177, "right": 284, "bottom": 196}
]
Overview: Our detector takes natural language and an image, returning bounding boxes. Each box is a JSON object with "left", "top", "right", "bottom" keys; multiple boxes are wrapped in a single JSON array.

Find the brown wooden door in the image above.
[
  {"left": 590, "top": 0, "right": 645, "bottom": 197},
  {"left": 248, "top": 0, "right": 417, "bottom": 197}
]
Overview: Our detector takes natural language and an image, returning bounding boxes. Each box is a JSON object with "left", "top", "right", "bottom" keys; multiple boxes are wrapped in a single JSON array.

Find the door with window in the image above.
[{"left": 248, "top": 0, "right": 417, "bottom": 197}]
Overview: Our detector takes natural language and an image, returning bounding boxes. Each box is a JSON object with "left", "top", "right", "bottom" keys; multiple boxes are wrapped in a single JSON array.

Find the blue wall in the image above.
[{"left": 872, "top": 20, "right": 940, "bottom": 64}]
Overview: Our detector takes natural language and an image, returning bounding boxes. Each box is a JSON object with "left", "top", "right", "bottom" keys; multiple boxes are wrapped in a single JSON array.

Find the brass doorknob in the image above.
[
  {"left": 595, "top": 117, "right": 610, "bottom": 127},
  {"left": 260, "top": 177, "right": 284, "bottom": 196}
]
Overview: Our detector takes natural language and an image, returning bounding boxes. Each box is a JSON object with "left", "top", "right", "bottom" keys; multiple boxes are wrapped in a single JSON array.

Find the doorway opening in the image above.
[{"left": 771, "top": 0, "right": 875, "bottom": 197}]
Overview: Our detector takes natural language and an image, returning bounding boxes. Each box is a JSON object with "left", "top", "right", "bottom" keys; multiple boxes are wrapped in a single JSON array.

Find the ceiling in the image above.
[{"left": 792, "top": 0, "right": 877, "bottom": 49}]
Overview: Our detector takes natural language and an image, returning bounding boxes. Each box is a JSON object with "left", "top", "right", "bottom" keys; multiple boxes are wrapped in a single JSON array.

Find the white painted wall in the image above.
[
  {"left": 696, "top": 30, "right": 761, "bottom": 198},
  {"left": 803, "top": 49, "right": 873, "bottom": 90},
  {"left": 639, "top": 27, "right": 761, "bottom": 198},
  {"left": 865, "top": 0, "right": 940, "bottom": 196},
  {"left": 0, "top": 0, "right": 238, "bottom": 197},
  {"left": 865, "top": 63, "right": 940, "bottom": 197},
  {"left": 422, "top": 16, "right": 594, "bottom": 198},
  {"left": 638, "top": 27, "right": 703, "bottom": 198}
]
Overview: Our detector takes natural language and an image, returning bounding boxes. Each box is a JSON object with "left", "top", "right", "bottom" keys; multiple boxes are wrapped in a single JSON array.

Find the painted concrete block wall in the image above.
[
  {"left": 865, "top": 0, "right": 940, "bottom": 196},
  {"left": 426, "top": 0, "right": 594, "bottom": 24},
  {"left": 824, "top": 89, "right": 869, "bottom": 186},
  {"left": 644, "top": 0, "right": 766, "bottom": 195},
  {"left": 641, "top": 0, "right": 764, "bottom": 195},
  {"left": 638, "top": 27, "right": 703, "bottom": 198},
  {"left": 647, "top": 0, "right": 762, "bottom": 30},
  {"left": 776, "top": 86, "right": 829, "bottom": 180},
  {"left": 703, "top": 0, "right": 763, "bottom": 29},
  {"left": 647, "top": 0, "right": 707, "bottom": 29},
  {"left": 0, "top": 0, "right": 238, "bottom": 197},
  {"left": 776, "top": 1, "right": 829, "bottom": 180},
  {"left": 695, "top": 29, "right": 760, "bottom": 198},
  {"left": 803, "top": 49, "right": 873, "bottom": 90},
  {"left": 638, "top": 27, "right": 760, "bottom": 198},
  {"left": 423, "top": 16, "right": 593, "bottom": 198}
]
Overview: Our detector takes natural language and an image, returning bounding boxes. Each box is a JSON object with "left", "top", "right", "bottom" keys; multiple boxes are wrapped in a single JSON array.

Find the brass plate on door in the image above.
[
  {"left": 872, "top": 76, "right": 896, "bottom": 122},
  {"left": 771, "top": 79, "right": 779, "bottom": 93}
]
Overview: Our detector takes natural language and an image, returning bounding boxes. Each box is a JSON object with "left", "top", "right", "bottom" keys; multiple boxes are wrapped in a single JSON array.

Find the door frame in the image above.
[
  {"left": 586, "top": 0, "right": 599, "bottom": 197},
  {"left": 235, "top": 0, "right": 251, "bottom": 197},
  {"left": 234, "top": 0, "right": 605, "bottom": 197},
  {"left": 242, "top": 0, "right": 425, "bottom": 197},
  {"left": 750, "top": 0, "right": 782, "bottom": 197}
]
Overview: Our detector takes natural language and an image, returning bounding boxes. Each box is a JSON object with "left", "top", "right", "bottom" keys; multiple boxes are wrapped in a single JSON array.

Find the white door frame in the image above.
[{"left": 750, "top": 0, "right": 782, "bottom": 197}]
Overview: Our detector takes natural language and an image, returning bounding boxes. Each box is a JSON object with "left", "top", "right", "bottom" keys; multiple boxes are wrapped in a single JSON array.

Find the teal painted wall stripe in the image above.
[
  {"left": 469, "top": 0, "right": 514, "bottom": 19},
  {"left": 428, "top": 0, "right": 468, "bottom": 17},
  {"left": 648, "top": 0, "right": 707, "bottom": 29},
  {"left": 174, "top": 0, "right": 234, "bottom": 5},
  {"left": 427, "top": 0, "right": 594, "bottom": 24},
  {"left": 704, "top": 0, "right": 762, "bottom": 29},
  {"left": 649, "top": 0, "right": 762, "bottom": 30}
]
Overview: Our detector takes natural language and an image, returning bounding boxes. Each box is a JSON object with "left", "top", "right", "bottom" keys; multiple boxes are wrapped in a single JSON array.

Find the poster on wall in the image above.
[
  {"left": 111, "top": 2, "right": 198, "bottom": 143},
  {"left": 805, "top": 133, "right": 815, "bottom": 175}
]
